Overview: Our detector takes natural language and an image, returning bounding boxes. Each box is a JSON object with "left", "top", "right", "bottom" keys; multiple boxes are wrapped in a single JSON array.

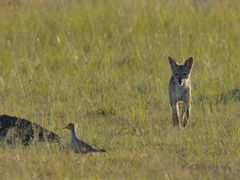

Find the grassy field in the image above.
[{"left": 0, "top": 0, "right": 240, "bottom": 179}]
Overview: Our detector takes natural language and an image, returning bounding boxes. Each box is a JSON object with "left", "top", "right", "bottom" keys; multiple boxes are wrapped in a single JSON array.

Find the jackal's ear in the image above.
[
  {"left": 184, "top": 57, "right": 193, "bottom": 69},
  {"left": 168, "top": 56, "right": 177, "bottom": 67}
]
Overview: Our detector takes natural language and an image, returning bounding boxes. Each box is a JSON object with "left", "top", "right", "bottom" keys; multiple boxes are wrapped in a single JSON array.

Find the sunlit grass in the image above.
[{"left": 0, "top": 0, "right": 240, "bottom": 179}]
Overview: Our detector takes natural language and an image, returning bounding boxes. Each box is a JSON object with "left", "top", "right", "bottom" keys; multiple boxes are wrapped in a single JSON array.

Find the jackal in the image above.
[{"left": 168, "top": 56, "right": 193, "bottom": 129}]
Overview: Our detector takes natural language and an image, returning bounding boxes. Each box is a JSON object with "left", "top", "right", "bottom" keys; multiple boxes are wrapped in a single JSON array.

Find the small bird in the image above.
[{"left": 63, "top": 123, "right": 106, "bottom": 154}]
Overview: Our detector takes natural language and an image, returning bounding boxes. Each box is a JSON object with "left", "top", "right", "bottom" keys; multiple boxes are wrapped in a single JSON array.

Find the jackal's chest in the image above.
[{"left": 174, "top": 86, "right": 189, "bottom": 101}]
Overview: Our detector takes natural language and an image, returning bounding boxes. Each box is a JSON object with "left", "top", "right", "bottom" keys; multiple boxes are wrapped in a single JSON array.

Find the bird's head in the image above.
[{"left": 63, "top": 123, "right": 75, "bottom": 131}]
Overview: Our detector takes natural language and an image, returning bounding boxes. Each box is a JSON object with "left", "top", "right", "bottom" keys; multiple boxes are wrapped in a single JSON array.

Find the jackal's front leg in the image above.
[
  {"left": 171, "top": 104, "right": 180, "bottom": 127},
  {"left": 183, "top": 103, "right": 191, "bottom": 128}
]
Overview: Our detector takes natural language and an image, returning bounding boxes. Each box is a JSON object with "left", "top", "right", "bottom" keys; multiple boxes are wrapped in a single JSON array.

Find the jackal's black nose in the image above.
[{"left": 178, "top": 79, "right": 183, "bottom": 84}]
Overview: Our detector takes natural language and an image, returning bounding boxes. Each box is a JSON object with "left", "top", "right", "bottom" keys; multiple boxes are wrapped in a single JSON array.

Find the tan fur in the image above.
[{"left": 168, "top": 56, "right": 193, "bottom": 129}]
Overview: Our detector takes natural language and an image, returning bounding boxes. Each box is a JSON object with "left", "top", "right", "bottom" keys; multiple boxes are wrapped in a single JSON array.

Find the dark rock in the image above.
[{"left": 0, "top": 114, "right": 61, "bottom": 145}]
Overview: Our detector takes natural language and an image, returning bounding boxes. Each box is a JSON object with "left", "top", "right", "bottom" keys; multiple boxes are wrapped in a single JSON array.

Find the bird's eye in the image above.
[{"left": 175, "top": 73, "right": 179, "bottom": 76}]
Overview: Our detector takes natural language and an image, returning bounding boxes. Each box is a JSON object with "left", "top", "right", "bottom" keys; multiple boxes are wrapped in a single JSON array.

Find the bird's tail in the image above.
[
  {"left": 98, "top": 148, "right": 106, "bottom": 152},
  {"left": 92, "top": 148, "right": 106, "bottom": 153}
]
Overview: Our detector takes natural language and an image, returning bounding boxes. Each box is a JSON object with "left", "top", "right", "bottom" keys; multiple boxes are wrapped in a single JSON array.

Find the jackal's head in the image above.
[{"left": 168, "top": 56, "right": 193, "bottom": 86}]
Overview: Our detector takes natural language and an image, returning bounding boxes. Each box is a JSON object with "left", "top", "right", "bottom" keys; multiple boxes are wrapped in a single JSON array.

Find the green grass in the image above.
[{"left": 0, "top": 0, "right": 240, "bottom": 179}]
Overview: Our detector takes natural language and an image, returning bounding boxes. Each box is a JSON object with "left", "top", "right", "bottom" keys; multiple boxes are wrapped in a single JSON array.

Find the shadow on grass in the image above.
[
  {"left": 86, "top": 107, "right": 116, "bottom": 117},
  {"left": 183, "top": 161, "right": 240, "bottom": 177},
  {"left": 196, "top": 86, "right": 240, "bottom": 105},
  {"left": 137, "top": 84, "right": 151, "bottom": 94}
]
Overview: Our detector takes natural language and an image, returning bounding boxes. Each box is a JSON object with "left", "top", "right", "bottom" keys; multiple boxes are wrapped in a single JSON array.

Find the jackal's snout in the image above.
[{"left": 178, "top": 78, "right": 183, "bottom": 85}]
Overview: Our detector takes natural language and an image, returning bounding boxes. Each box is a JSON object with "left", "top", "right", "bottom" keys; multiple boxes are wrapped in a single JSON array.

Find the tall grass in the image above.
[{"left": 0, "top": 0, "right": 239, "bottom": 179}]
